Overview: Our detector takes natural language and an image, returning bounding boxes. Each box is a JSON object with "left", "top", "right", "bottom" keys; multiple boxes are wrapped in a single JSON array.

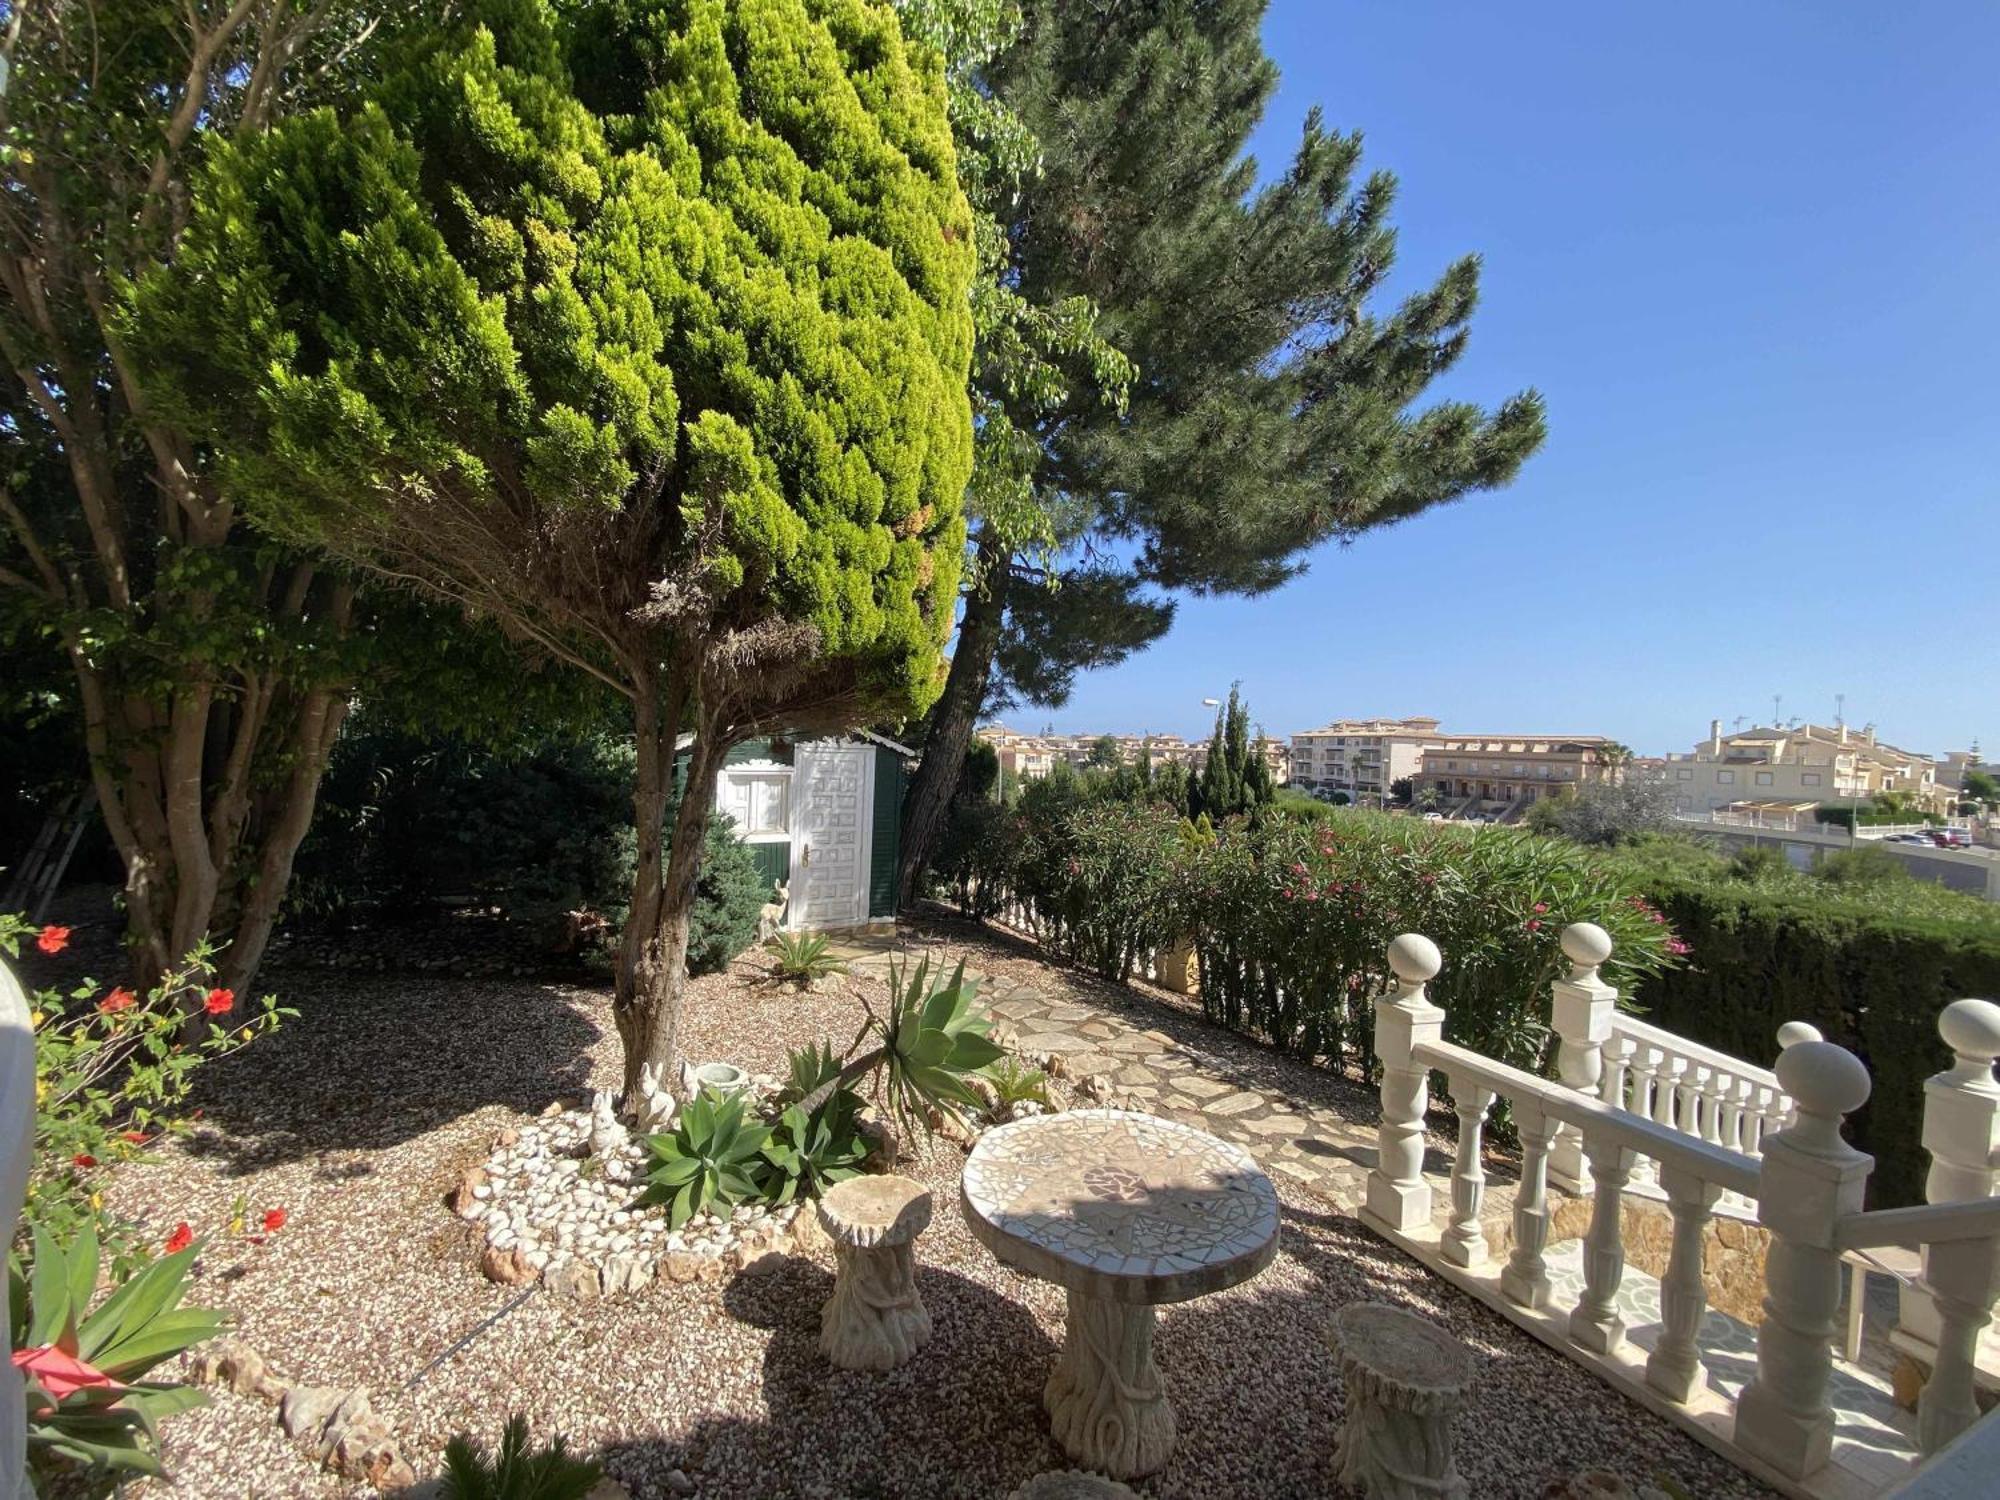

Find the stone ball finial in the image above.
[
  {"left": 1387, "top": 933, "right": 1442, "bottom": 986},
  {"left": 1776, "top": 1040, "right": 1872, "bottom": 1120},
  {"left": 1776, "top": 1020, "right": 1824, "bottom": 1050},
  {"left": 1560, "top": 922, "right": 1613, "bottom": 973},
  {"left": 1938, "top": 998, "right": 2000, "bottom": 1064}
]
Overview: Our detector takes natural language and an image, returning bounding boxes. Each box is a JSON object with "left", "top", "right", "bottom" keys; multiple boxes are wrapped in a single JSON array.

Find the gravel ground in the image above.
[{"left": 70, "top": 912, "right": 1776, "bottom": 1500}]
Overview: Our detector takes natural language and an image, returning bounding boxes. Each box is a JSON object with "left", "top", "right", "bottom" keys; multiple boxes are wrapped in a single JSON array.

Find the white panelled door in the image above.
[{"left": 789, "top": 742, "right": 872, "bottom": 930}]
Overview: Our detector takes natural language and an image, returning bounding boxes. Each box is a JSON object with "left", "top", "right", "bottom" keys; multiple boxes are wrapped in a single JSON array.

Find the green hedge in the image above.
[{"left": 1618, "top": 867, "right": 2000, "bottom": 1206}]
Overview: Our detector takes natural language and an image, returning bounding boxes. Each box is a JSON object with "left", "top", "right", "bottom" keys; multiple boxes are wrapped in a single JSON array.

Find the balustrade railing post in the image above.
[
  {"left": 1363, "top": 934, "right": 1445, "bottom": 1236},
  {"left": 2, "top": 958, "right": 35, "bottom": 1497},
  {"left": 1735, "top": 1042, "right": 1874, "bottom": 1481},
  {"left": 1442, "top": 1081, "right": 1496, "bottom": 1268},
  {"left": 1916, "top": 1232, "right": 2000, "bottom": 1456},
  {"left": 1567, "top": 1130, "right": 1636, "bottom": 1354},
  {"left": 1896, "top": 999, "right": 2000, "bottom": 1365},
  {"left": 1648, "top": 1164, "right": 1724, "bottom": 1403},
  {"left": 1500, "top": 1098, "right": 1556, "bottom": 1310},
  {"left": 1549, "top": 923, "right": 1617, "bottom": 1195}
]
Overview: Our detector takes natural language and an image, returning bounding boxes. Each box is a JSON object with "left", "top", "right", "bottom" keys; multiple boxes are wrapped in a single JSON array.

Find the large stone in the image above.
[
  {"left": 601, "top": 1252, "right": 654, "bottom": 1296},
  {"left": 479, "top": 1245, "right": 537, "bottom": 1286},
  {"left": 1204, "top": 1090, "right": 1267, "bottom": 1118},
  {"left": 449, "top": 1165, "right": 490, "bottom": 1218},
  {"left": 1166, "top": 1075, "right": 1230, "bottom": 1100},
  {"left": 546, "top": 1259, "right": 602, "bottom": 1301},
  {"left": 279, "top": 1384, "right": 346, "bottom": 1459}
]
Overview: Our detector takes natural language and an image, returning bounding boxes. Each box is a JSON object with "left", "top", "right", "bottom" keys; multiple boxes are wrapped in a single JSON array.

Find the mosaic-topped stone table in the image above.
[{"left": 961, "top": 1109, "right": 1281, "bottom": 1479}]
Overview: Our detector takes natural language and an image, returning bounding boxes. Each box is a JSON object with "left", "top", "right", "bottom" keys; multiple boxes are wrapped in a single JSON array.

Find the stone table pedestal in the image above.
[
  {"left": 1325, "top": 1302, "right": 1477, "bottom": 1500},
  {"left": 962, "top": 1111, "right": 1281, "bottom": 1481},
  {"left": 817, "top": 1175, "right": 933, "bottom": 1371}
]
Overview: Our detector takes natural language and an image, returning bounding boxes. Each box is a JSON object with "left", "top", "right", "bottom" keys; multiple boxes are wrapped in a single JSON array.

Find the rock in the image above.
[
  {"left": 540, "top": 1100, "right": 564, "bottom": 1119},
  {"left": 664, "top": 1250, "right": 702, "bottom": 1283},
  {"left": 1044, "top": 1052, "right": 1071, "bottom": 1079},
  {"left": 546, "top": 1260, "right": 602, "bottom": 1301},
  {"left": 193, "top": 1337, "right": 279, "bottom": 1398},
  {"left": 586, "top": 1479, "right": 634, "bottom": 1500},
  {"left": 279, "top": 1384, "right": 343, "bottom": 1455},
  {"left": 449, "top": 1165, "right": 490, "bottom": 1217},
  {"left": 601, "top": 1252, "right": 654, "bottom": 1296},
  {"left": 480, "top": 1245, "right": 538, "bottom": 1286},
  {"left": 665, "top": 1469, "right": 697, "bottom": 1496},
  {"left": 495, "top": 1127, "right": 521, "bottom": 1149}
]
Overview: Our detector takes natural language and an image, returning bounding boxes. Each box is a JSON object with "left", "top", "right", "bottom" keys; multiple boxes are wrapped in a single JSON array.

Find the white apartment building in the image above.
[
  {"left": 1655, "top": 719, "right": 1946, "bottom": 817},
  {"left": 1289, "top": 717, "right": 1443, "bottom": 804}
]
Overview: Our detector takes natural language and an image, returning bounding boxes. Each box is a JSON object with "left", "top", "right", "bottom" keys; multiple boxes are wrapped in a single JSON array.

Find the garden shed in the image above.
[{"left": 685, "top": 732, "right": 910, "bottom": 932}]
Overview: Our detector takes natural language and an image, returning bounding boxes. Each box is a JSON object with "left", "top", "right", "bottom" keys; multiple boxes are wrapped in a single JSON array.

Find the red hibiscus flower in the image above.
[
  {"left": 163, "top": 1223, "right": 194, "bottom": 1255},
  {"left": 203, "top": 987, "right": 234, "bottom": 1015},
  {"left": 35, "top": 925, "right": 71, "bottom": 955},
  {"left": 261, "top": 1208, "right": 288, "bottom": 1233},
  {"left": 12, "top": 1345, "right": 119, "bottom": 1405},
  {"left": 1526, "top": 918, "right": 1543, "bottom": 932},
  {"left": 120, "top": 1130, "right": 149, "bottom": 1145},
  {"left": 98, "top": 988, "right": 137, "bottom": 1014},
  {"left": 71, "top": 1154, "right": 96, "bottom": 1169}
]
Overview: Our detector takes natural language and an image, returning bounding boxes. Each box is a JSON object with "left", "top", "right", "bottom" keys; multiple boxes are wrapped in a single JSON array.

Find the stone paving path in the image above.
[{"left": 833, "top": 927, "right": 1515, "bottom": 1240}]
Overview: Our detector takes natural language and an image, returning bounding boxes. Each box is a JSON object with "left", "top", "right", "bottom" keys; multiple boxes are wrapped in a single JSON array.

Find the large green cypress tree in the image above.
[
  {"left": 897, "top": 0, "right": 1547, "bottom": 901},
  {"left": 131, "top": 0, "right": 976, "bottom": 1089}
]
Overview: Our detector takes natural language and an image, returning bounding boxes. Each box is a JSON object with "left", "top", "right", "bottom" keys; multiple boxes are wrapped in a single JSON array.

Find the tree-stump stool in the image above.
[
  {"left": 1008, "top": 1471, "right": 1142, "bottom": 1500},
  {"left": 1325, "top": 1302, "right": 1477, "bottom": 1500},
  {"left": 817, "top": 1175, "right": 933, "bottom": 1371}
]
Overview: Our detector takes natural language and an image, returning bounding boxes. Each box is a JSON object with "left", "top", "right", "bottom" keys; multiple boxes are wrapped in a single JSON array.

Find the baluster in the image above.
[
  {"left": 1743, "top": 1088, "right": 1770, "bottom": 1156},
  {"left": 1566, "top": 1130, "right": 1636, "bottom": 1355},
  {"left": 1602, "top": 1035, "right": 1634, "bottom": 1114},
  {"left": 1364, "top": 935, "right": 1446, "bottom": 1235},
  {"left": 1442, "top": 1081, "right": 1497, "bottom": 1268},
  {"left": 1917, "top": 1236, "right": 2000, "bottom": 1456},
  {"left": 1548, "top": 924, "right": 1617, "bottom": 1195},
  {"left": 1653, "top": 1055, "right": 1687, "bottom": 1131},
  {"left": 1899, "top": 999, "right": 2000, "bottom": 1371},
  {"left": 1719, "top": 1077, "right": 1748, "bottom": 1155},
  {"left": 1735, "top": 1041, "right": 1874, "bottom": 1480},
  {"left": 1675, "top": 1063, "right": 1708, "bottom": 1141},
  {"left": 1696, "top": 1067, "right": 1727, "bottom": 1146},
  {"left": 1647, "top": 1165, "right": 1724, "bottom": 1402},
  {"left": 1627, "top": 1045, "right": 1661, "bottom": 1127},
  {"left": 1501, "top": 1099, "right": 1556, "bottom": 1310}
]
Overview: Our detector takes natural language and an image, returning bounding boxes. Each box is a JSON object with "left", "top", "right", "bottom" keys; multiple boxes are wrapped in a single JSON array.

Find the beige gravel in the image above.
[{"left": 88, "top": 914, "right": 1775, "bottom": 1500}]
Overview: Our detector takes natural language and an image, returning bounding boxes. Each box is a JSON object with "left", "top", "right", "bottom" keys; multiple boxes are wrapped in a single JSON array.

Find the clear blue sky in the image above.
[{"left": 1026, "top": 0, "right": 1998, "bottom": 759}]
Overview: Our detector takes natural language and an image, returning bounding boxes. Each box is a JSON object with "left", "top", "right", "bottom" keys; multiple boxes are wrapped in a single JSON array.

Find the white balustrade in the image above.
[
  {"left": 1364, "top": 926, "right": 2000, "bottom": 1494},
  {"left": 2, "top": 958, "right": 34, "bottom": 1500}
]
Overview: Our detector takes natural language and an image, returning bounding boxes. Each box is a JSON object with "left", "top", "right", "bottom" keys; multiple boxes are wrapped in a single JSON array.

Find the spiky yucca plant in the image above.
[{"left": 442, "top": 1414, "right": 601, "bottom": 1500}]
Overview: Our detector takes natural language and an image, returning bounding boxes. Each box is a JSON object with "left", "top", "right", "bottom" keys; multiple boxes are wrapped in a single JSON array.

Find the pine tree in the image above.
[{"left": 897, "top": 0, "right": 1546, "bottom": 900}]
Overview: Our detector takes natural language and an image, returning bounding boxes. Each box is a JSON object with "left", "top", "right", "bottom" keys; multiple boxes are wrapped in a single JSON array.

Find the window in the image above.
[
  {"left": 1755, "top": 771, "right": 1774, "bottom": 786},
  {"left": 1717, "top": 769, "right": 1735, "bottom": 784},
  {"left": 1676, "top": 767, "right": 1693, "bottom": 781},
  {"left": 719, "top": 771, "right": 790, "bottom": 838},
  {"left": 1802, "top": 773, "right": 1822, "bottom": 787}
]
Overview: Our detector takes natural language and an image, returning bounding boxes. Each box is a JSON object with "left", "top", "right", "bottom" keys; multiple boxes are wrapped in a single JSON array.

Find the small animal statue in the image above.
[
  {"left": 627, "top": 1061, "right": 677, "bottom": 1134},
  {"left": 757, "top": 879, "right": 791, "bottom": 941},
  {"left": 587, "top": 1088, "right": 628, "bottom": 1158}
]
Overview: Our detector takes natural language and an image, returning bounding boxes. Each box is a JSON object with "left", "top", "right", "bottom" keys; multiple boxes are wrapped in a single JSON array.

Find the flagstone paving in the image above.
[{"left": 830, "top": 922, "right": 1516, "bottom": 1242}]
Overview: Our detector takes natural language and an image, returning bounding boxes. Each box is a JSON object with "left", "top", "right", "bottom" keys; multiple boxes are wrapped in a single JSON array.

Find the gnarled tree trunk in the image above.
[{"left": 896, "top": 531, "right": 1009, "bottom": 909}]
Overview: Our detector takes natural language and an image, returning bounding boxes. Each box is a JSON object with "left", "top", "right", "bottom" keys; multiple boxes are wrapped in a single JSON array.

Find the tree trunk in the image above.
[
  {"left": 613, "top": 678, "right": 722, "bottom": 1098},
  {"left": 897, "top": 535, "right": 1009, "bottom": 909}
]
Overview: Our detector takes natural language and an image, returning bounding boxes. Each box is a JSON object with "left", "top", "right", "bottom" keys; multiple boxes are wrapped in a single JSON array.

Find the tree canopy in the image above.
[{"left": 132, "top": 0, "right": 977, "bottom": 1086}]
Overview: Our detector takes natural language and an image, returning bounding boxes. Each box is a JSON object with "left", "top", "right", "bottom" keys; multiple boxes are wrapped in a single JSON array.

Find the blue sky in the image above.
[{"left": 1026, "top": 1, "right": 1998, "bottom": 759}]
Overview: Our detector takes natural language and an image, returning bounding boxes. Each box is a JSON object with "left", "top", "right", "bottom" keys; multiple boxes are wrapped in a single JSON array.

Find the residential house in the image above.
[
  {"left": 1419, "top": 733, "right": 1623, "bottom": 819},
  {"left": 1288, "top": 717, "right": 1444, "bottom": 804},
  {"left": 1655, "top": 720, "right": 1948, "bottom": 819}
]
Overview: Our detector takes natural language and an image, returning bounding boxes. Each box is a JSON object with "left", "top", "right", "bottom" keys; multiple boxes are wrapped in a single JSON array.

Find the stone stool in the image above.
[
  {"left": 817, "top": 1174, "right": 933, "bottom": 1370},
  {"left": 1008, "top": 1472, "right": 1141, "bottom": 1500},
  {"left": 1325, "top": 1302, "right": 1477, "bottom": 1500}
]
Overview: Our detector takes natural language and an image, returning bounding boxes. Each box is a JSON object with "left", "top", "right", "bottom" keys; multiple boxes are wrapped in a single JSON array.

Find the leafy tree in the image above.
[
  {"left": 1964, "top": 769, "right": 1999, "bottom": 807},
  {"left": 0, "top": 0, "right": 400, "bottom": 993},
  {"left": 1085, "top": 734, "right": 1124, "bottom": 770},
  {"left": 1388, "top": 776, "right": 1415, "bottom": 807},
  {"left": 895, "top": 0, "right": 1547, "bottom": 902},
  {"left": 1523, "top": 778, "right": 1675, "bottom": 847},
  {"left": 131, "top": 0, "right": 976, "bottom": 1091}
]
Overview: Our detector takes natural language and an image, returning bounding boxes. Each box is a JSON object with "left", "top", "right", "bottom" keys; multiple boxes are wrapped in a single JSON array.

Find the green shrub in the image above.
[
  {"left": 442, "top": 1414, "right": 601, "bottom": 1500},
  {"left": 930, "top": 797, "right": 1017, "bottom": 919},
  {"left": 2, "top": 915, "right": 287, "bottom": 1267},
  {"left": 1606, "top": 842, "right": 2000, "bottom": 1205},
  {"left": 685, "top": 812, "right": 765, "bottom": 976},
  {"left": 761, "top": 1091, "right": 868, "bottom": 1204},
  {"left": 1177, "top": 814, "right": 1679, "bottom": 1079},
  {"left": 637, "top": 1088, "right": 772, "bottom": 1230},
  {"left": 1004, "top": 795, "right": 1185, "bottom": 980},
  {"left": 1815, "top": 844, "right": 1913, "bottom": 887},
  {"left": 766, "top": 931, "right": 845, "bottom": 984},
  {"left": 10, "top": 1222, "right": 224, "bottom": 1493}
]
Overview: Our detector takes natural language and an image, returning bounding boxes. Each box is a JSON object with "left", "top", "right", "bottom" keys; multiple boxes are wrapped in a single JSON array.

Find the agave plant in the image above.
[
  {"left": 799, "top": 957, "right": 1004, "bottom": 1145},
  {"left": 9, "top": 1222, "right": 224, "bottom": 1489},
  {"left": 768, "top": 930, "right": 846, "bottom": 984},
  {"left": 780, "top": 1037, "right": 845, "bottom": 1106},
  {"left": 984, "top": 1055, "right": 1051, "bottom": 1113},
  {"left": 442, "top": 1413, "right": 601, "bottom": 1500},
  {"left": 760, "top": 1088, "right": 869, "bottom": 1205},
  {"left": 636, "top": 1087, "right": 772, "bottom": 1230}
]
